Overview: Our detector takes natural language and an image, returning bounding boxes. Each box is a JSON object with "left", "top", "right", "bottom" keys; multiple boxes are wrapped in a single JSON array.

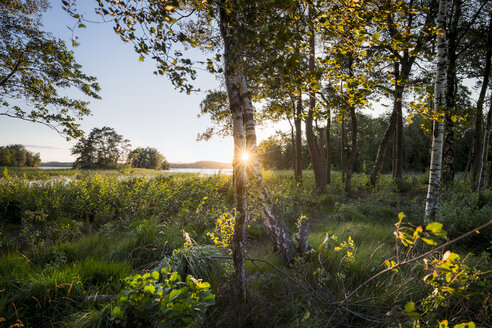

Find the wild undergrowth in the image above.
[{"left": 0, "top": 168, "right": 490, "bottom": 327}]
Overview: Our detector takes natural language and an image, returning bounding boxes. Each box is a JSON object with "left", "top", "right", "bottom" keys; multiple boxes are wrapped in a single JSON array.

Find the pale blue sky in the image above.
[{"left": 0, "top": 1, "right": 281, "bottom": 163}]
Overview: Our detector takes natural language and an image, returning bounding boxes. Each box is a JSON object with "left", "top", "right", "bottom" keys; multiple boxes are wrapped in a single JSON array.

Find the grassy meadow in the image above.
[{"left": 0, "top": 168, "right": 490, "bottom": 327}]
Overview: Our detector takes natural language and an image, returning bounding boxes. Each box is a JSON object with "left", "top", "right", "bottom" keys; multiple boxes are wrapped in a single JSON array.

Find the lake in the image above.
[{"left": 39, "top": 167, "right": 233, "bottom": 175}]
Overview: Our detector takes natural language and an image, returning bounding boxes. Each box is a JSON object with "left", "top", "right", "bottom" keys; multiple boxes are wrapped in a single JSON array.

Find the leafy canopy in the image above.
[{"left": 0, "top": 0, "right": 100, "bottom": 139}]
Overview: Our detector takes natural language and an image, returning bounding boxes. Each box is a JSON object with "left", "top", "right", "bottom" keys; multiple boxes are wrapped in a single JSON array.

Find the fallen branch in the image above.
[{"left": 85, "top": 294, "right": 115, "bottom": 303}]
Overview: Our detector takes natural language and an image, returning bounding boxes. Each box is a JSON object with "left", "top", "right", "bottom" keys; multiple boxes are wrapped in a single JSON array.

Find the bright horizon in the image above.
[{"left": 0, "top": 1, "right": 279, "bottom": 164}]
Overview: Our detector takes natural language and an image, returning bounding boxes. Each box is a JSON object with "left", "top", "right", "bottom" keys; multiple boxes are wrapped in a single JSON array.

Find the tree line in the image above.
[
  {"left": 0, "top": 145, "right": 41, "bottom": 168},
  {"left": 257, "top": 113, "right": 437, "bottom": 173},
  {"left": 71, "top": 126, "right": 170, "bottom": 170}
]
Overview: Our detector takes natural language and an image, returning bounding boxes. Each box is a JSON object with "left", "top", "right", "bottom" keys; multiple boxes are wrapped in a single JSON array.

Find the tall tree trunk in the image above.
[
  {"left": 316, "top": 118, "right": 327, "bottom": 176},
  {"left": 425, "top": 0, "right": 447, "bottom": 221},
  {"left": 295, "top": 94, "right": 303, "bottom": 185},
  {"left": 326, "top": 114, "right": 331, "bottom": 184},
  {"left": 442, "top": 113, "right": 455, "bottom": 184},
  {"left": 345, "top": 105, "right": 358, "bottom": 192},
  {"left": 220, "top": 4, "right": 248, "bottom": 297},
  {"left": 478, "top": 94, "right": 492, "bottom": 198},
  {"left": 306, "top": 9, "right": 326, "bottom": 193},
  {"left": 341, "top": 115, "right": 346, "bottom": 183},
  {"left": 442, "top": 0, "right": 461, "bottom": 186},
  {"left": 472, "top": 13, "right": 492, "bottom": 190},
  {"left": 220, "top": 4, "right": 297, "bottom": 297},
  {"left": 287, "top": 112, "right": 296, "bottom": 175},
  {"left": 394, "top": 63, "right": 403, "bottom": 180}
]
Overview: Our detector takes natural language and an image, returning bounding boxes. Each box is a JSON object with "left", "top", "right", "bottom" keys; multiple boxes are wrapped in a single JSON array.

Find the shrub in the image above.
[{"left": 111, "top": 266, "right": 215, "bottom": 327}]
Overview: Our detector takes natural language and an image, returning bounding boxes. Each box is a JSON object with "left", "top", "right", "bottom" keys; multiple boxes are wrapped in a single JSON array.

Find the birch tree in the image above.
[
  {"left": 425, "top": 0, "right": 447, "bottom": 221},
  {"left": 65, "top": 0, "right": 298, "bottom": 296}
]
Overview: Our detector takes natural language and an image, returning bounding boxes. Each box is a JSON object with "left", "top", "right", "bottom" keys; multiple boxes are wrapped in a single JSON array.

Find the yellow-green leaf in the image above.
[{"left": 404, "top": 301, "right": 415, "bottom": 312}]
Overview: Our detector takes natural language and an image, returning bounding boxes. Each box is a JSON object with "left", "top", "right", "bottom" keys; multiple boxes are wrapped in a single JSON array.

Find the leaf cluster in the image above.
[
  {"left": 0, "top": 1, "right": 100, "bottom": 138},
  {"left": 111, "top": 266, "right": 215, "bottom": 328}
]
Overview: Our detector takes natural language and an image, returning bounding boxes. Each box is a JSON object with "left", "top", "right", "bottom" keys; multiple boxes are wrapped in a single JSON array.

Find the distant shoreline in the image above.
[
  {"left": 170, "top": 161, "right": 232, "bottom": 169},
  {"left": 40, "top": 160, "right": 232, "bottom": 170}
]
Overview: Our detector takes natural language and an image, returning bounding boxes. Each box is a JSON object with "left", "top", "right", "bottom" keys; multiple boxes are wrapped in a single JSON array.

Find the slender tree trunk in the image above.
[
  {"left": 425, "top": 0, "right": 447, "bottom": 221},
  {"left": 306, "top": 9, "right": 326, "bottom": 193},
  {"left": 341, "top": 115, "right": 346, "bottom": 183},
  {"left": 287, "top": 112, "right": 296, "bottom": 174},
  {"left": 442, "top": 113, "right": 455, "bottom": 184},
  {"left": 369, "top": 110, "right": 397, "bottom": 184},
  {"left": 316, "top": 118, "right": 327, "bottom": 176},
  {"left": 326, "top": 114, "right": 331, "bottom": 184},
  {"left": 345, "top": 105, "right": 358, "bottom": 192},
  {"left": 238, "top": 75, "right": 297, "bottom": 262},
  {"left": 370, "top": 59, "right": 411, "bottom": 185},
  {"left": 394, "top": 63, "right": 403, "bottom": 180},
  {"left": 478, "top": 94, "right": 492, "bottom": 197},
  {"left": 295, "top": 93, "right": 303, "bottom": 185},
  {"left": 220, "top": 5, "right": 248, "bottom": 297},
  {"left": 442, "top": 0, "right": 461, "bottom": 186},
  {"left": 472, "top": 13, "right": 492, "bottom": 190}
]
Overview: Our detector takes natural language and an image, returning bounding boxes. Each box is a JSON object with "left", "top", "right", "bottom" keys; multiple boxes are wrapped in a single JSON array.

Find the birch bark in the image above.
[
  {"left": 425, "top": 0, "right": 447, "bottom": 221},
  {"left": 220, "top": 5, "right": 248, "bottom": 297}
]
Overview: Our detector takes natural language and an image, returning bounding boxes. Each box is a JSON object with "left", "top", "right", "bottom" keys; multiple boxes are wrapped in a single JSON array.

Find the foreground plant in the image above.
[{"left": 111, "top": 266, "right": 215, "bottom": 328}]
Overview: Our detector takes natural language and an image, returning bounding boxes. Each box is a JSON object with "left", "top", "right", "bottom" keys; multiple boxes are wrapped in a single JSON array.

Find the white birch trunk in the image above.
[
  {"left": 220, "top": 2, "right": 248, "bottom": 298},
  {"left": 238, "top": 74, "right": 297, "bottom": 262},
  {"left": 425, "top": 0, "right": 447, "bottom": 221}
]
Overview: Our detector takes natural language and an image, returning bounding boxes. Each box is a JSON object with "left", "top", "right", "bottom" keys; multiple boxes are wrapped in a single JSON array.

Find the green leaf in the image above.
[
  {"left": 111, "top": 306, "right": 125, "bottom": 320},
  {"left": 151, "top": 271, "right": 160, "bottom": 280},
  {"left": 169, "top": 288, "right": 181, "bottom": 301},
  {"left": 426, "top": 222, "right": 446, "bottom": 236},
  {"left": 144, "top": 285, "right": 155, "bottom": 294},
  {"left": 372, "top": 32, "right": 380, "bottom": 40},
  {"left": 454, "top": 323, "right": 475, "bottom": 328},
  {"left": 404, "top": 301, "right": 415, "bottom": 312},
  {"left": 422, "top": 237, "right": 437, "bottom": 245}
]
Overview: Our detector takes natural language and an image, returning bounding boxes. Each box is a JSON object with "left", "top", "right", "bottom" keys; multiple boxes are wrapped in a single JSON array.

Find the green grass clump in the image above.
[{"left": 77, "top": 257, "right": 131, "bottom": 290}]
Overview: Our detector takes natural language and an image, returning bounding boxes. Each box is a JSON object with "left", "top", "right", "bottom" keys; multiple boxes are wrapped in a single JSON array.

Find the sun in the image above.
[{"left": 240, "top": 152, "right": 250, "bottom": 162}]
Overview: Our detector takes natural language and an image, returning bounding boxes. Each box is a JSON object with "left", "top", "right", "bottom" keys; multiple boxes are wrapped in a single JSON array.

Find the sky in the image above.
[{"left": 0, "top": 1, "right": 279, "bottom": 163}]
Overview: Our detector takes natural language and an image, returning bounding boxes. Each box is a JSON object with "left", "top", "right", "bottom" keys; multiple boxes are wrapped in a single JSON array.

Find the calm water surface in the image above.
[{"left": 39, "top": 167, "right": 232, "bottom": 175}]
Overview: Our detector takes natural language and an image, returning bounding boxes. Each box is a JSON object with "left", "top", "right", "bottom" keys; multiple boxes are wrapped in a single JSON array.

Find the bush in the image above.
[{"left": 111, "top": 267, "right": 215, "bottom": 327}]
